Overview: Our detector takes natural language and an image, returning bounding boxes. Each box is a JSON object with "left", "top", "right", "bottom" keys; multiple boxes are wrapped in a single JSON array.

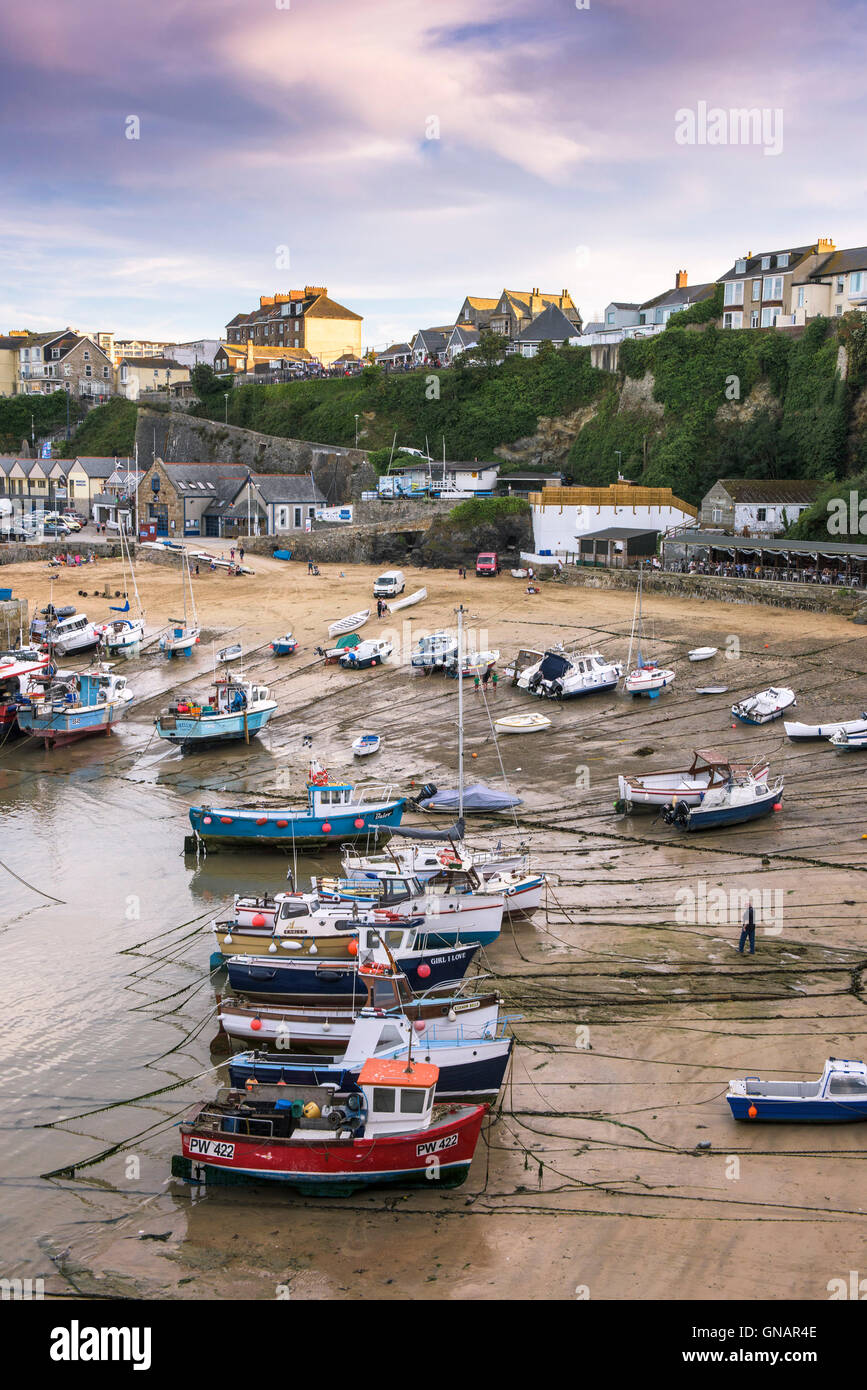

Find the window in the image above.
[
  {"left": 606, "top": 310, "right": 615, "bottom": 324},
  {"left": 761, "top": 256, "right": 771, "bottom": 270},
  {"left": 307, "top": 506, "right": 315, "bottom": 518},
  {"left": 735, "top": 258, "right": 747, "bottom": 275},
  {"left": 797, "top": 287, "right": 805, "bottom": 308},
  {"left": 763, "top": 276, "right": 783, "bottom": 300},
  {"left": 103, "top": 366, "right": 109, "bottom": 377},
  {"left": 836, "top": 277, "right": 845, "bottom": 294},
  {"left": 836, "top": 304, "right": 843, "bottom": 316},
  {"left": 752, "top": 280, "right": 761, "bottom": 301},
  {"left": 33, "top": 347, "right": 41, "bottom": 360},
  {"left": 372, "top": 1087, "right": 396, "bottom": 1113},
  {"left": 51, "top": 348, "right": 60, "bottom": 359},
  {"left": 83, "top": 350, "right": 90, "bottom": 361},
  {"left": 851, "top": 272, "right": 864, "bottom": 294},
  {"left": 750, "top": 310, "right": 759, "bottom": 328},
  {"left": 724, "top": 281, "right": 744, "bottom": 305},
  {"left": 293, "top": 506, "right": 301, "bottom": 527},
  {"left": 399, "top": 1089, "right": 426, "bottom": 1114},
  {"left": 712, "top": 507, "right": 723, "bottom": 524},
  {"left": 777, "top": 253, "right": 789, "bottom": 268},
  {"left": 756, "top": 508, "right": 766, "bottom": 521},
  {"left": 760, "top": 307, "right": 779, "bottom": 327},
  {"left": 85, "top": 364, "right": 92, "bottom": 377},
  {"left": 722, "top": 312, "right": 743, "bottom": 329}
]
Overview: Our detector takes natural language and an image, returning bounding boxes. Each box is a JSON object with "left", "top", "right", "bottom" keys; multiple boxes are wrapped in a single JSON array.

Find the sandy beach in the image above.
[{"left": 3, "top": 546, "right": 866, "bottom": 1301}]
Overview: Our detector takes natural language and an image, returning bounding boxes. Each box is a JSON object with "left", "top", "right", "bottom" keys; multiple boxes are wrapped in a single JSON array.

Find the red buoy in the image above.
[
  {"left": 256, "top": 816, "right": 267, "bottom": 825},
  {"left": 322, "top": 821, "right": 332, "bottom": 833},
  {"left": 276, "top": 819, "right": 288, "bottom": 828},
  {"left": 354, "top": 817, "right": 364, "bottom": 829},
  {"left": 414, "top": 1020, "right": 425, "bottom": 1033},
  {"left": 773, "top": 803, "right": 783, "bottom": 811},
  {"left": 417, "top": 963, "right": 431, "bottom": 979},
  {"left": 748, "top": 1104, "right": 757, "bottom": 1118},
  {"left": 203, "top": 815, "right": 212, "bottom": 825},
  {"left": 250, "top": 1018, "right": 262, "bottom": 1031},
  {"left": 348, "top": 939, "right": 359, "bottom": 956},
  {"left": 220, "top": 816, "right": 232, "bottom": 824},
  {"left": 251, "top": 913, "right": 266, "bottom": 928}
]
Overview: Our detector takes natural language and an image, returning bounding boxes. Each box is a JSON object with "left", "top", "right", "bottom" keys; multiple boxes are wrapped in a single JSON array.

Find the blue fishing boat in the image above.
[
  {"left": 155, "top": 672, "right": 276, "bottom": 746},
  {"left": 189, "top": 761, "right": 406, "bottom": 849},
  {"left": 271, "top": 633, "right": 298, "bottom": 656},
  {"left": 226, "top": 937, "right": 479, "bottom": 1000},
  {"left": 16, "top": 665, "right": 133, "bottom": 747},
  {"left": 661, "top": 774, "right": 783, "bottom": 831},
  {"left": 727, "top": 1059, "right": 867, "bottom": 1122}
]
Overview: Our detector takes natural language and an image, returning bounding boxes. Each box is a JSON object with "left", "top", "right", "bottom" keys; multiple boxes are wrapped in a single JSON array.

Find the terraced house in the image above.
[
  {"left": 718, "top": 236, "right": 867, "bottom": 329},
  {"left": 223, "top": 287, "right": 363, "bottom": 366},
  {"left": 15, "top": 330, "right": 113, "bottom": 397}
]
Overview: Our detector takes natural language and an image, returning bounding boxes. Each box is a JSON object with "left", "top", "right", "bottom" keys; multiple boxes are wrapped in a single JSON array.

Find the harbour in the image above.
[{"left": 3, "top": 549, "right": 866, "bottom": 1299}]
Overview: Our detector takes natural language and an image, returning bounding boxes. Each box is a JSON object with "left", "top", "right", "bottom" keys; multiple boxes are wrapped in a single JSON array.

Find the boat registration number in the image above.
[
  {"left": 416, "top": 1133, "right": 459, "bottom": 1158},
  {"left": 188, "top": 1138, "right": 235, "bottom": 1159}
]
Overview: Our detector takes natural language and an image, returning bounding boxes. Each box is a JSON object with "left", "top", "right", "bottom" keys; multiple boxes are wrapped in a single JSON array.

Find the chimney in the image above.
[
  {"left": 675, "top": 269, "right": 688, "bottom": 289},
  {"left": 259, "top": 296, "right": 275, "bottom": 308},
  {"left": 816, "top": 237, "right": 836, "bottom": 254}
]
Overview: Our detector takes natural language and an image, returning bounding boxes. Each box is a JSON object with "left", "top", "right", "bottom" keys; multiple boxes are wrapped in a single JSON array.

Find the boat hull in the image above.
[
  {"left": 228, "top": 1039, "right": 512, "bottom": 1103},
  {"left": 226, "top": 943, "right": 479, "bottom": 999},
  {"left": 189, "top": 798, "right": 406, "bottom": 848},
  {"left": 218, "top": 996, "right": 501, "bottom": 1048},
  {"left": 157, "top": 704, "right": 276, "bottom": 745},
  {"left": 16, "top": 701, "right": 128, "bottom": 747},
  {"left": 785, "top": 717, "right": 867, "bottom": 741},
  {"left": 687, "top": 792, "right": 780, "bottom": 830},
  {"left": 727, "top": 1095, "right": 867, "bottom": 1122},
  {"left": 176, "top": 1103, "right": 486, "bottom": 1192},
  {"left": 618, "top": 764, "right": 770, "bottom": 809}
]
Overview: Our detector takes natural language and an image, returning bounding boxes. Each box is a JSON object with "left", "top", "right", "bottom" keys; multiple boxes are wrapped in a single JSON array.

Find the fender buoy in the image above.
[
  {"left": 251, "top": 913, "right": 266, "bottom": 928},
  {"left": 354, "top": 817, "right": 364, "bottom": 829},
  {"left": 748, "top": 1104, "right": 757, "bottom": 1118},
  {"left": 250, "top": 1018, "right": 262, "bottom": 1032},
  {"left": 202, "top": 815, "right": 212, "bottom": 825},
  {"left": 322, "top": 821, "right": 332, "bottom": 833},
  {"left": 417, "top": 963, "right": 431, "bottom": 979},
  {"left": 256, "top": 816, "right": 267, "bottom": 825},
  {"left": 276, "top": 819, "right": 288, "bottom": 828},
  {"left": 439, "top": 850, "right": 460, "bottom": 866},
  {"left": 220, "top": 816, "right": 233, "bottom": 824},
  {"left": 348, "top": 939, "right": 359, "bottom": 956}
]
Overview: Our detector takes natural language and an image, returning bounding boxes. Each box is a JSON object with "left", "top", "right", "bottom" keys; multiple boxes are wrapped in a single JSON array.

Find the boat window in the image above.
[
  {"left": 399, "top": 1088, "right": 426, "bottom": 1114},
  {"left": 372, "top": 980, "right": 396, "bottom": 1006},
  {"left": 828, "top": 1077, "right": 867, "bottom": 1095},
  {"left": 372, "top": 1087, "right": 396, "bottom": 1113},
  {"left": 385, "top": 930, "right": 404, "bottom": 948}
]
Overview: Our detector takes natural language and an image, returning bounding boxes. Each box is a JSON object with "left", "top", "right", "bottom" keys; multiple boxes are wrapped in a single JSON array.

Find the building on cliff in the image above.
[
  {"left": 224, "top": 288, "right": 363, "bottom": 366},
  {"left": 699, "top": 479, "right": 821, "bottom": 536},
  {"left": 529, "top": 483, "right": 697, "bottom": 556}
]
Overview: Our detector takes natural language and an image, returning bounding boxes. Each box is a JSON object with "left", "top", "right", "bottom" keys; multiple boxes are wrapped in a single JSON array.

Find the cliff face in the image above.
[{"left": 494, "top": 403, "right": 600, "bottom": 470}]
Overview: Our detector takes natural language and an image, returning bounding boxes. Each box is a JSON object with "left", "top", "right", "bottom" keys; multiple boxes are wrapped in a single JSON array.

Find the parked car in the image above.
[{"left": 43, "top": 521, "right": 72, "bottom": 536}]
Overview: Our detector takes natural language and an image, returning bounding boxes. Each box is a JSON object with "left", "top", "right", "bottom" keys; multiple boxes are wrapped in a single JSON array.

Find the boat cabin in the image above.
[
  {"left": 307, "top": 781, "right": 358, "bottom": 813},
  {"left": 356, "top": 1058, "right": 438, "bottom": 1135},
  {"left": 0, "top": 656, "right": 50, "bottom": 707}
]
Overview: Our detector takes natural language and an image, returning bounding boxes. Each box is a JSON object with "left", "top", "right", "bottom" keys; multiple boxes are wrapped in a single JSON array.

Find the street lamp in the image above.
[
  {"left": 224, "top": 394, "right": 229, "bottom": 424},
  {"left": 614, "top": 450, "right": 622, "bottom": 479},
  {"left": 354, "top": 414, "right": 359, "bottom": 447}
]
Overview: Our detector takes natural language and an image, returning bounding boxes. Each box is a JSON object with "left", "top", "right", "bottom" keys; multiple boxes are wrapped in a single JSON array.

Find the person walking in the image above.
[
  {"left": 230, "top": 546, "right": 235, "bottom": 564},
  {"left": 738, "top": 901, "right": 756, "bottom": 955},
  {"left": 239, "top": 545, "right": 245, "bottom": 564}
]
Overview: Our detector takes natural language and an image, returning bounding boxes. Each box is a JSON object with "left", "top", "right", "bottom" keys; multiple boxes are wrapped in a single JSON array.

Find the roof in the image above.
[
  {"left": 159, "top": 462, "right": 248, "bottom": 499},
  {"left": 515, "top": 304, "right": 578, "bottom": 343},
  {"left": 304, "top": 293, "right": 363, "bottom": 322},
  {"left": 711, "top": 479, "right": 821, "bottom": 505},
  {"left": 120, "top": 356, "right": 187, "bottom": 370},
  {"left": 75, "top": 457, "right": 121, "bottom": 478},
  {"left": 608, "top": 302, "right": 640, "bottom": 310},
  {"left": 578, "top": 526, "right": 661, "bottom": 540},
  {"left": 463, "top": 297, "right": 499, "bottom": 310},
  {"left": 640, "top": 282, "right": 715, "bottom": 312},
  {"left": 667, "top": 529, "right": 867, "bottom": 558},
  {"left": 377, "top": 342, "right": 412, "bottom": 359},
  {"left": 246, "top": 473, "right": 325, "bottom": 504},
  {"left": 718, "top": 246, "right": 814, "bottom": 281},
  {"left": 810, "top": 245, "right": 867, "bottom": 279},
  {"left": 412, "top": 327, "right": 449, "bottom": 351},
  {"left": 357, "top": 1059, "right": 438, "bottom": 1089}
]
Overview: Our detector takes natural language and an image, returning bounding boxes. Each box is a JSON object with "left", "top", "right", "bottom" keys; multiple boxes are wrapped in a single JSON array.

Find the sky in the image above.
[{"left": 1, "top": 0, "right": 865, "bottom": 350}]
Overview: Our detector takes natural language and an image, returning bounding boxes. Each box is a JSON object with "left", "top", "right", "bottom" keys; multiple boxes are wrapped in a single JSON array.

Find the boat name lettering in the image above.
[
  {"left": 188, "top": 1138, "right": 235, "bottom": 1159},
  {"left": 416, "top": 1133, "right": 459, "bottom": 1157}
]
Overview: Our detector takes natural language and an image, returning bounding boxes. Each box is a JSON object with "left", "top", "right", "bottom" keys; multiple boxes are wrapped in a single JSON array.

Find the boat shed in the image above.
[
  {"left": 574, "top": 525, "right": 659, "bottom": 567},
  {"left": 662, "top": 529, "right": 867, "bottom": 585}
]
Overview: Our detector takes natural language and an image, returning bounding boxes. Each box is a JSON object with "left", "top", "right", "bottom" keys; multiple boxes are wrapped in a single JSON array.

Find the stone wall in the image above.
[
  {"left": 0, "top": 540, "right": 123, "bottom": 567},
  {"left": 0, "top": 598, "right": 28, "bottom": 643},
  {"left": 559, "top": 563, "right": 865, "bottom": 617}
]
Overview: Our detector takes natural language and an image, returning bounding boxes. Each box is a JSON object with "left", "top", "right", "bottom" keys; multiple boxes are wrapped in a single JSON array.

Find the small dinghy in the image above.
[
  {"left": 352, "top": 733, "right": 381, "bottom": 757},
  {"left": 727, "top": 1058, "right": 867, "bottom": 1122},
  {"left": 624, "top": 663, "right": 675, "bottom": 695},
  {"left": 387, "top": 587, "right": 426, "bottom": 614},
  {"left": 784, "top": 712, "right": 867, "bottom": 742},
  {"left": 688, "top": 647, "right": 718, "bottom": 662},
  {"left": 696, "top": 685, "right": 729, "bottom": 695},
  {"left": 328, "top": 609, "right": 370, "bottom": 639},
  {"left": 271, "top": 633, "right": 298, "bottom": 656},
  {"left": 494, "top": 713, "right": 551, "bottom": 735},
  {"left": 731, "top": 687, "right": 796, "bottom": 725},
  {"left": 218, "top": 643, "right": 243, "bottom": 664},
  {"left": 829, "top": 727, "right": 867, "bottom": 751}
]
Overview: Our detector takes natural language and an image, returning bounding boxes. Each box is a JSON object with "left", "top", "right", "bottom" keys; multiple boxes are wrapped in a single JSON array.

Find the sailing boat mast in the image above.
[{"left": 456, "top": 603, "right": 465, "bottom": 820}]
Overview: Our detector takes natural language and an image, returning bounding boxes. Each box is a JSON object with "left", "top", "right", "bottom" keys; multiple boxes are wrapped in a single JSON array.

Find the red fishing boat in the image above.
[
  {"left": 0, "top": 654, "right": 51, "bottom": 733},
  {"left": 173, "top": 1059, "right": 486, "bottom": 1194}
]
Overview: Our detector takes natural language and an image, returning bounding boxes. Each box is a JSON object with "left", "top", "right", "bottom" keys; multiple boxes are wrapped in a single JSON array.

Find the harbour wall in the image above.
[{"left": 559, "top": 564, "right": 867, "bottom": 618}]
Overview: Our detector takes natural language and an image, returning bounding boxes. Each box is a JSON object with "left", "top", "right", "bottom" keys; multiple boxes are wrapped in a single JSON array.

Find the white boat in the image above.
[
  {"left": 386, "top": 587, "right": 426, "bottom": 613},
  {"left": 829, "top": 728, "right": 867, "bottom": 750},
  {"left": 352, "top": 733, "right": 381, "bottom": 756},
  {"left": 339, "top": 638, "right": 393, "bottom": 669},
  {"left": 518, "top": 646, "right": 622, "bottom": 699},
  {"left": 618, "top": 749, "right": 770, "bottom": 809},
  {"left": 218, "top": 643, "right": 243, "bottom": 664},
  {"left": 622, "top": 567, "right": 674, "bottom": 696},
  {"left": 33, "top": 606, "right": 100, "bottom": 656},
  {"left": 494, "top": 713, "right": 551, "bottom": 735},
  {"left": 688, "top": 647, "right": 718, "bottom": 662},
  {"left": 159, "top": 551, "right": 200, "bottom": 658},
  {"left": 410, "top": 630, "right": 459, "bottom": 670},
  {"left": 96, "top": 520, "right": 147, "bottom": 653},
  {"left": 193, "top": 550, "right": 254, "bottom": 575},
  {"left": 502, "top": 648, "right": 544, "bottom": 684},
  {"left": 732, "top": 687, "right": 796, "bottom": 725},
  {"left": 452, "top": 649, "right": 499, "bottom": 678},
  {"left": 328, "top": 609, "right": 370, "bottom": 639},
  {"left": 344, "top": 840, "right": 529, "bottom": 882},
  {"left": 785, "top": 713, "right": 867, "bottom": 742}
]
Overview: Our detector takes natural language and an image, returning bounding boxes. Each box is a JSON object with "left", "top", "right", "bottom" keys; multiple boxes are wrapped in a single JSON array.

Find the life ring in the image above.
[{"left": 439, "top": 850, "right": 460, "bottom": 866}]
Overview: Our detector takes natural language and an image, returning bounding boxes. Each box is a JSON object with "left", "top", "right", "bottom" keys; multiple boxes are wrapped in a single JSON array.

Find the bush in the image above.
[
  {"left": 448, "top": 496, "right": 530, "bottom": 526},
  {"left": 58, "top": 398, "right": 138, "bottom": 458},
  {"left": 0, "top": 394, "right": 85, "bottom": 453}
]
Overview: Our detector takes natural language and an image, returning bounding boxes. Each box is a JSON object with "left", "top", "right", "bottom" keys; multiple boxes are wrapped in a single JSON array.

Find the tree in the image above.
[
  {"left": 471, "top": 330, "right": 507, "bottom": 372},
  {"left": 191, "top": 363, "right": 223, "bottom": 397}
]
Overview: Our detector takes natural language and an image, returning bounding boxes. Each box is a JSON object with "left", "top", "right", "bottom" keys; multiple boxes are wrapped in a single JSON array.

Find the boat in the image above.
[
  {"left": 502, "top": 648, "right": 543, "bottom": 685},
  {"left": 622, "top": 568, "right": 674, "bottom": 696},
  {"left": 386, "top": 587, "right": 427, "bottom": 614},
  {"left": 218, "top": 643, "right": 243, "bottom": 664},
  {"left": 173, "top": 1059, "right": 487, "bottom": 1193},
  {"left": 0, "top": 654, "right": 52, "bottom": 733},
  {"left": 784, "top": 712, "right": 867, "bottom": 742},
  {"left": 15, "top": 664, "right": 133, "bottom": 747},
  {"left": 352, "top": 733, "right": 381, "bottom": 756},
  {"left": 417, "top": 783, "right": 522, "bottom": 814},
  {"left": 449, "top": 650, "right": 499, "bottom": 678},
  {"left": 216, "top": 966, "right": 503, "bottom": 1048},
  {"left": 617, "top": 749, "right": 770, "bottom": 810},
  {"left": 410, "top": 631, "right": 459, "bottom": 670},
  {"left": 192, "top": 550, "right": 254, "bottom": 575},
  {"left": 213, "top": 893, "right": 382, "bottom": 960},
  {"left": 696, "top": 685, "right": 729, "bottom": 695},
  {"left": 660, "top": 772, "right": 783, "bottom": 831},
  {"left": 517, "top": 647, "right": 621, "bottom": 699},
  {"left": 688, "top": 647, "right": 718, "bottom": 662},
  {"left": 829, "top": 727, "right": 867, "bottom": 751},
  {"left": 33, "top": 607, "right": 100, "bottom": 656},
  {"left": 155, "top": 672, "right": 277, "bottom": 746},
  {"left": 339, "top": 638, "right": 393, "bottom": 669},
  {"left": 343, "top": 822, "right": 529, "bottom": 884},
  {"left": 731, "top": 687, "right": 796, "bottom": 725},
  {"left": 726, "top": 1059, "right": 867, "bottom": 1122},
  {"left": 225, "top": 931, "right": 479, "bottom": 1001},
  {"left": 95, "top": 520, "right": 146, "bottom": 653},
  {"left": 228, "top": 1009, "right": 513, "bottom": 1104},
  {"left": 493, "top": 713, "right": 551, "bottom": 735},
  {"left": 189, "top": 761, "right": 406, "bottom": 849},
  {"left": 328, "top": 609, "right": 370, "bottom": 639},
  {"left": 271, "top": 633, "right": 298, "bottom": 656},
  {"left": 311, "top": 867, "right": 506, "bottom": 947},
  {"left": 159, "top": 551, "right": 200, "bottom": 658},
  {"left": 322, "top": 633, "right": 360, "bottom": 663}
]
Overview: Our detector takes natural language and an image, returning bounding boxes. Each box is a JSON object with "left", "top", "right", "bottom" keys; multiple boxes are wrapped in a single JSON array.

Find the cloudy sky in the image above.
[{"left": 1, "top": 0, "right": 864, "bottom": 348}]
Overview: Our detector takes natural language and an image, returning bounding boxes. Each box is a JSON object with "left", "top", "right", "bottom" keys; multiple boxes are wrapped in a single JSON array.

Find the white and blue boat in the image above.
[
  {"left": 732, "top": 686, "right": 796, "bottom": 725},
  {"left": 661, "top": 773, "right": 783, "bottom": 831},
  {"left": 16, "top": 664, "right": 133, "bottom": 748},
  {"left": 189, "top": 762, "right": 406, "bottom": 849},
  {"left": 311, "top": 868, "right": 505, "bottom": 947},
  {"left": 155, "top": 672, "right": 276, "bottom": 746},
  {"left": 727, "top": 1059, "right": 867, "bottom": 1122},
  {"left": 225, "top": 931, "right": 479, "bottom": 999},
  {"left": 228, "top": 1012, "right": 514, "bottom": 1104},
  {"left": 271, "top": 633, "right": 298, "bottom": 656}
]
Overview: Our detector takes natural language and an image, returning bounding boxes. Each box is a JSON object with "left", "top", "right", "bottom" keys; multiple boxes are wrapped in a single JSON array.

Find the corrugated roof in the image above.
[{"left": 714, "top": 479, "right": 821, "bottom": 505}]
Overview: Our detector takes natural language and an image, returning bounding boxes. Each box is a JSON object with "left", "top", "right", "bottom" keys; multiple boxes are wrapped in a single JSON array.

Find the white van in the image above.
[{"left": 373, "top": 569, "right": 406, "bottom": 598}]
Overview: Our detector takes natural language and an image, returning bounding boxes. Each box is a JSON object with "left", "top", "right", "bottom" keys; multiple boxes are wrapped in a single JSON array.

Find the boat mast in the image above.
[
  {"left": 625, "top": 568, "right": 640, "bottom": 676},
  {"left": 456, "top": 603, "right": 465, "bottom": 820}
]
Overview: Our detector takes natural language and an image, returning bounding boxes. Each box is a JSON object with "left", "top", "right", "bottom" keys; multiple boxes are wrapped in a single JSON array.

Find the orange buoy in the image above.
[
  {"left": 773, "top": 803, "right": 782, "bottom": 811},
  {"left": 250, "top": 1018, "right": 262, "bottom": 1031},
  {"left": 354, "top": 817, "right": 364, "bottom": 828},
  {"left": 348, "top": 939, "right": 359, "bottom": 956},
  {"left": 471, "top": 752, "right": 478, "bottom": 759},
  {"left": 748, "top": 1104, "right": 757, "bottom": 1118},
  {"left": 251, "top": 913, "right": 266, "bottom": 928}
]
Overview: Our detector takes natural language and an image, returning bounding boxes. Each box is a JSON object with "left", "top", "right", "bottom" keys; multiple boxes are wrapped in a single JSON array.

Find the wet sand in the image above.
[{"left": 3, "top": 547, "right": 866, "bottom": 1300}]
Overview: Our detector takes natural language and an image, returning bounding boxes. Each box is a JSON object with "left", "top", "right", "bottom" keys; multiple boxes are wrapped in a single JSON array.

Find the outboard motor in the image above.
[{"left": 661, "top": 799, "right": 691, "bottom": 828}]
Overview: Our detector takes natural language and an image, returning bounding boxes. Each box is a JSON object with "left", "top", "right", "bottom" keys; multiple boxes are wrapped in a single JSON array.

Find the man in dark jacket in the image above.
[{"left": 739, "top": 901, "right": 756, "bottom": 955}]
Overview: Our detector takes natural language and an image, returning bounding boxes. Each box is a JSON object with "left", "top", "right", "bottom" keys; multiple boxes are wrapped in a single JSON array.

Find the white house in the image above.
[
  {"left": 530, "top": 483, "right": 698, "bottom": 555},
  {"left": 699, "top": 479, "right": 820, "bottom": 536}
]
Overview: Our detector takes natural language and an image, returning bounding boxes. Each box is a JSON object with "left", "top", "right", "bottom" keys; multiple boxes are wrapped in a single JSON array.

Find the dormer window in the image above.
[
  {"left": 777, "top": 253, "right": 789, "bottom": 268},
  {"left": 761, "top": 256, "right": 771, "bottom": 270},
  {"left": 735, "top": 259, "right": 747, "bottom": 275}
]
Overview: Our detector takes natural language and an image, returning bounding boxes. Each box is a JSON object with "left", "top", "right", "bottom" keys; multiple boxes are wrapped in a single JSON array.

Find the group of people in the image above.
[
  {"left": 666, "top": 559, "right": 859, "bottom": 586},
  {"left": 306, "top": 561, "right": 321, "bottom": 575},
  {"left": 375, "top": 598, "right": 390, "bottom": 618}
]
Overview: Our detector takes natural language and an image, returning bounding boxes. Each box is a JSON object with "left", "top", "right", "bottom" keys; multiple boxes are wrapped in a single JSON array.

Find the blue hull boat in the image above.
[
  {"left": 159, "top": 704, "right": 275, "bottom": 746},
  {"left": 727, "top": 1059, "right": 867, "bottom": 1122},
  {"left": 226, "top": 943, "right": 478, "bottom": 998},
  {"left": 189, "top": 764, "right": 405, "bottom": 849},
  {"left": 228, "top": 1035, "right": 513, "bottom": 1104}
]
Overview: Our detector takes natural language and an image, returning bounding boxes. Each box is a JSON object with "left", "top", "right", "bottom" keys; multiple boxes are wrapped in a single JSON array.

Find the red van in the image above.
[{"left": 476, "top": 552, "right": 500, "bottom": 576}]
